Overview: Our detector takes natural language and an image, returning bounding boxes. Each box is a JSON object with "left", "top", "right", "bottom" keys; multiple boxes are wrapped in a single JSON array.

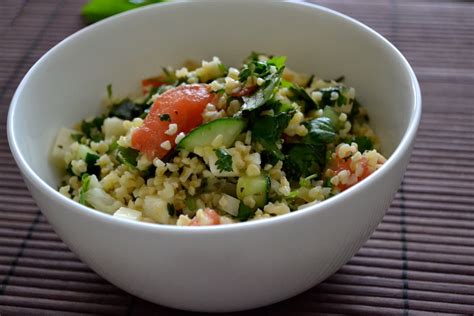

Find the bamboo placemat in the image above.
[{"left": 1, "top": 0, "right": 473, "bottom": 314}]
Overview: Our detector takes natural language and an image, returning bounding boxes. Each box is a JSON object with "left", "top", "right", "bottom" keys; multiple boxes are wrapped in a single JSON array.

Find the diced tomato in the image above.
[
  {"left": 329, "top": 156, "right": 372, "bottom": 192},
  {"left": 141, "top": 76, "right": 167, "bottom": 95},
  {"left": 230, "top": 85, "right": 257, "bottom": 97},
  {"left": 190, "top": 208, "right": 221, "bottom": 226},
  {"left": 131, "top": 84, "right": 214, "bottom": 159}
]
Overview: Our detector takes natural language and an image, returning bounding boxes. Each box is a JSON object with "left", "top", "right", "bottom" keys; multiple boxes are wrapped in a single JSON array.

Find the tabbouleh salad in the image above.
[{"left": 52, "top": 53, "right": 386, "bottom": 226}]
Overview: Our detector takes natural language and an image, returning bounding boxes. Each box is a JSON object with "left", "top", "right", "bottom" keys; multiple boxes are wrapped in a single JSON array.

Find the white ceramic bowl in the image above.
[{"left": 8, "top": 0, "right": 421, "bottom": 312}]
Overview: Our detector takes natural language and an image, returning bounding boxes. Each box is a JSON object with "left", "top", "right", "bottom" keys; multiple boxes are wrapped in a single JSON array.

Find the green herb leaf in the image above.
[
  {"left": 318, "top": 87, "right": 347, "bottom": 107},
  {"left": 236, "top": 202, "right": 254, "bottom": 221},
  {"left": 240, "top": 68, "right": 284, "bottom": 113},
  {"left": 283, "top": 143, "right": 325, "bottom": 180},
  {"left": 353, "top": 136, "right": 373, "bottom": 152},
  {"left": 70, "top": 133, "right": 83, "bottom": 142},
  {"left": 299, "top": 174, "right": 318, "bottom": 187},
  {"left": 85, "top": 152, "right": 101, "bottom": 176},
  {"left": 185, "top": 196, "right": 197, "bottom": 211},
  {"left": 167, "top": 203, "right": 176, "bottom": 216},
  {"left": 267, "top": 56, "right": 287, "bottom": 71},
  {"left": 214, "top": 148, "right": 233, "bottom": 172},
  {"left": 106, "top": 84, "right": 113, "bottom": 99},
  {"left": 159, "top": 114, "right": 171, "bottom": 121},
  {"left": 79, "top": 174, "right": 91, "bottom": 205},
  {"left": 108, "top": 98, "right": 150, "bottom": 120},
  {"left": 282, "top": 80, "right": 318, "bottom": 111},
  {"left": 251, "top": 112, "right": 293, "bottom": 162},
  {"left": 116, "top": 146, "right": 139, "bottom": 167},
  {"left": 81, "top": 117, "right": 104, "bottom": 142},
  {"left": 303, "top": 117, "right": 336, "bottom": 145},
  {"left": 81, "top": 0, "right": 168, "bottom": 24}
]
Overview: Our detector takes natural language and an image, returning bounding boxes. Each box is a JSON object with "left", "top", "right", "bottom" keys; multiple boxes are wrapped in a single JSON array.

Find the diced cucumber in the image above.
[
  {"left": 50, "top": 127, "right": 78, "bottom": 167},
  {"left": 236, "top": 174, "right": 270, "bottom": 208},
  {"left": 177, "top": 118, "right": 246, "bottom": 152}
]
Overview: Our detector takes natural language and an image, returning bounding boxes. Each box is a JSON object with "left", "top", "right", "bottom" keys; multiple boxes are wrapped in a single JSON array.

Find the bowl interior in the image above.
[{"left": 9, "top": 0, "right": 417, "bottom": 189}]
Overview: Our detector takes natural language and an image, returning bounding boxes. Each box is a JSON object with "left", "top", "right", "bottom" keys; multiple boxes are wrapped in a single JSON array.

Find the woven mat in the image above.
[{"left": 1, "top": 0, "right": 473, "bottom": 314}]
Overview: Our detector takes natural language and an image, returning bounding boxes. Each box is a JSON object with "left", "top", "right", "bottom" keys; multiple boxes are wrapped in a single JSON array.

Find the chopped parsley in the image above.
[
  {"left": 106, "top": 83, "right": 113, "bottom": 99},
  {"left": 167, "top": 203, "right": 176, "bottom": 216},
  {"left": 81, "top": 117, "right": 104, "bottom": 142},
  {"left": 84, "top": 152, "right": 101, "bottom": 176},
  {"left": 159, "top": 113, "right": 171, "bottom": 121},
  {"left": 108, "top": 98, "right": 150, "bottom": 120},
  {"left": 251, "top": 111, "right": 293, "bottom": 162},
  {"left": 283, "top": 143, "right": 325, "bottom": 181},
  {"left": 79, "top": 174, "right": 91, "bottom": 205},
  {"left": 214, "top": 148, "right": 233, "bottom": 172},
  {"left": 303, "top": 117, "right": 336, "bottom": 145},
  {"left": 116, "top": 146, "right": 139, "bottom": 168}
]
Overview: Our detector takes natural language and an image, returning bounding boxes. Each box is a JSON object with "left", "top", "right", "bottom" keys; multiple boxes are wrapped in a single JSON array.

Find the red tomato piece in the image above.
[{"left": 131, "top": 84, "right": 214, "bottom": 160}]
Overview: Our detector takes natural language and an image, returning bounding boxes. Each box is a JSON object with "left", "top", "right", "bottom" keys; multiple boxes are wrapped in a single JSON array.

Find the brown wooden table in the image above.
[{"left": 1, "top": 0, "right": 473, "bottom": 314}]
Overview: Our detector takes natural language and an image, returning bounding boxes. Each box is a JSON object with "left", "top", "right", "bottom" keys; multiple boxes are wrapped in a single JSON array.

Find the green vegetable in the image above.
[
  {"left": 70, "top": 133, "right": 83, "bottom": 142},
  {"left": 303, "top": 117, "right": 336, "bottom": 145},
  {"left": 79, "top": 174, "right": 91, "bottom": 205},
  {"left": 106, "top": 84, "right": 113, "bottom": 99},
  {"left": 240, "top": 70, "right": 283, "bottom": 113},
  {"left": 353, "top": 136, "right": 373, "bottom": 152},
  {"left": 177, "top": 118, "right": 246, "bottom": 152},
  {"left": 108, "top": 98, "right": 150, "bottom": 120},
  {"left": 299, "top": 174, "right": 318, "bottom": 188},
  {"left": 318, "top": 87, "right": 347, "bottom": 107},
  {"left": 283, "top": 143, "right": 325, "bottom": 180},
  {"left": 236, "top": 174, "right": 270, "bottom": 209},
  {"left": 236, "top": 202, "right": 254, "bottom": 221},
  {"left": 214, "top": 149, "right": 233, "bottom": 173},
  {"left": 81, "top": 0, "right": 168, "bottom": 24},
  {"left": 116, "top": 146, "right": 139, "bottom": 167},
  {"left": 322, "top": 106, "right": 339, "bottom": 127},
  {"left": 159, "top": 113, "right": 171, "bottom": 121},
  {"left": 282, "top": 80, "right": 318, "bottom": 111},
  {"left": 267, "top": 56, "right": 287, "bottom": 71},
  {"left": 167, "top": 203, "right": 176, "bottom": 216},
  {"left": 85, "top": 152, "right": 101, "bottom": 176},
  {"left": 185, "top": 196, "right": 197, "bottom": 211},
  {"left": 251, "top": 112, "right": 293, "bottom": 161},
  {"left": 81, "top": 117, "right": 104, "bottom": 142}
]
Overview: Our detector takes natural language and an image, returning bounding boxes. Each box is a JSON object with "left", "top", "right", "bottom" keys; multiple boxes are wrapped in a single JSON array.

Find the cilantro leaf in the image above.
[
  {"left": 303, "top": 117, "right": 336, "bottom": 145},
  {"left": 214, "top": 148, "right": 233, "bottom": 172}
]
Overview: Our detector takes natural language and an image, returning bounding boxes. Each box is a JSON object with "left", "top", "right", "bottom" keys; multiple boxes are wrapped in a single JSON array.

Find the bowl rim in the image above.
[{"left": 7, "top": 0, "right": 422, "bottom": 234}]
